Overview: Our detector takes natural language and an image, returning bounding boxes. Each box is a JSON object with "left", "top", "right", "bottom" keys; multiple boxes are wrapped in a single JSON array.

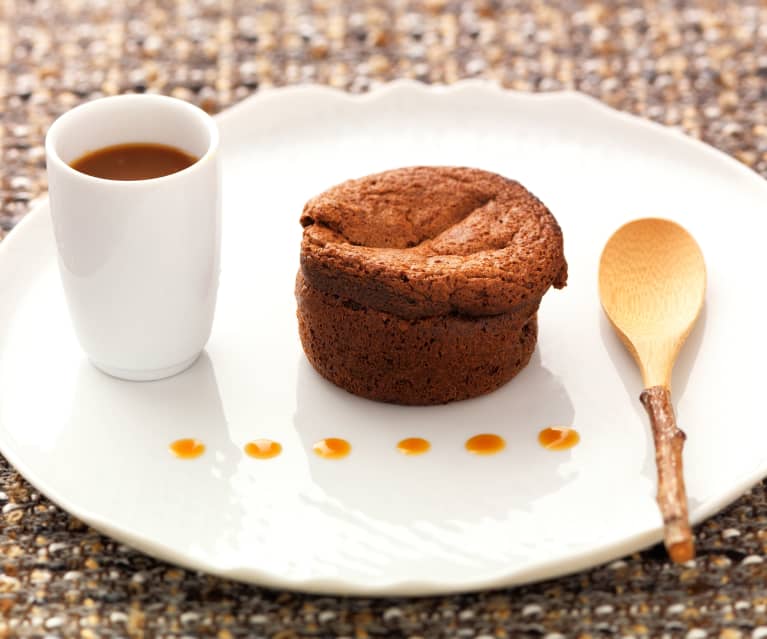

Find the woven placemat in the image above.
[{"left": 2, "top": 1, "right": 767, "bottom": 637}]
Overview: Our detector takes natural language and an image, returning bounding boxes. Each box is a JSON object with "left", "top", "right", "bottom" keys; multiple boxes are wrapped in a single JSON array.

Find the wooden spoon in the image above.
[{"left": 599, "top": 218, "right": 706, "bottom": 563}]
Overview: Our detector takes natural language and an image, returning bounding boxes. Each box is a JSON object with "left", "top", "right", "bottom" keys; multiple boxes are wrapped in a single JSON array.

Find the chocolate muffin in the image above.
[{"left": 296, "top": 166, "right": 567, "bottom": 405}]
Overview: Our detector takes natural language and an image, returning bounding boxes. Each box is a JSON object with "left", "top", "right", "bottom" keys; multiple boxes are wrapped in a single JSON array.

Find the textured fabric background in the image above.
[{"left": 2, "top": 1, "right": 767, "bottom": 637}]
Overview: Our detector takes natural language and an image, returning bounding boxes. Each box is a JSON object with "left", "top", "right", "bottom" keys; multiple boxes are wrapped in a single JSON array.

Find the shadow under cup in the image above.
[{"left": 45, "top": 94, "right": 221, "bottom": 382}]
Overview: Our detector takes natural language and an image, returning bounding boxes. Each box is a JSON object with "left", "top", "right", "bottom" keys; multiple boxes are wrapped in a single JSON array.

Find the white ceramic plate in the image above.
[{"left": 1, "top": 81, "right": 766, "bottom": 596}]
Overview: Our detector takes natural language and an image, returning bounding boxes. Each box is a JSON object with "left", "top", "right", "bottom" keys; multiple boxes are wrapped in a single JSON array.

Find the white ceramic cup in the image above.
[{"left": 45, "top": 94, "right": 221, "bottom": 381}]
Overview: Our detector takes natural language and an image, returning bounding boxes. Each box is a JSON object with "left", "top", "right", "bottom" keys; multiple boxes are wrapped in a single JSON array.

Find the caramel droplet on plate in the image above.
[
  {"left": 169, "top": 438, "right": 205, "bottom": 459},
  {"left": 538, "top": 427, "right": 580, "bottom": 451},
  {"left": 244, "top": 439, "right": 282, "bottom": 459},
  {"left": 396, "top": 437, "right": 431, "bottom": 455},
  {"left": 465, "top": 433, "right": 506, "bottom": 455},
  {"left": 313, "top": 437, "right": 351, "bottom": 459}
]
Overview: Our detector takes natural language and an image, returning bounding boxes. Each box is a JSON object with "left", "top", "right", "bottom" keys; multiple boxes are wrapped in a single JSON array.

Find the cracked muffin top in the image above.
[{"left": 299, "top": 166, "right": 567, "bottom": 319}]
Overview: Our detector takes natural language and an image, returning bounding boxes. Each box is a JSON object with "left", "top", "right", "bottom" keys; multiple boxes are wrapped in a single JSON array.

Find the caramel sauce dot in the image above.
[
  {"left": 244, "top": 439, "right": 282, "bottom": 459},
  {"left": 313, "top": 437, "right": 351, "bottom": 459},
  {"left": 538, "top": 427, "right": 580, "bottom": 451},
  {"left": 169, "top": 438, "right": 205, "bottom": 459},
  {"left": 465, "top": 433, "right": 505, "bottom": 455},
  {"left": 396, "top": 437, "right": 431, "bottom": 455}
]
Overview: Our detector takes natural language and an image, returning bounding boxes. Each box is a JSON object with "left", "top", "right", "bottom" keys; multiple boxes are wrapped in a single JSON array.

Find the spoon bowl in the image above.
[{"left": 600, "top": 218, "right": 706, "bottom": 388}]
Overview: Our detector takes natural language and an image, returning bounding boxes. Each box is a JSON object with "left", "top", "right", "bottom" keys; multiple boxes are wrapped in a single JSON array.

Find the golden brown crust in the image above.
[
  {"left": 296, "top": 272, "right": 538, "bottom": 405},
  {"left": 300, "top": 166, "right": 567, "bottom": 319}
]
